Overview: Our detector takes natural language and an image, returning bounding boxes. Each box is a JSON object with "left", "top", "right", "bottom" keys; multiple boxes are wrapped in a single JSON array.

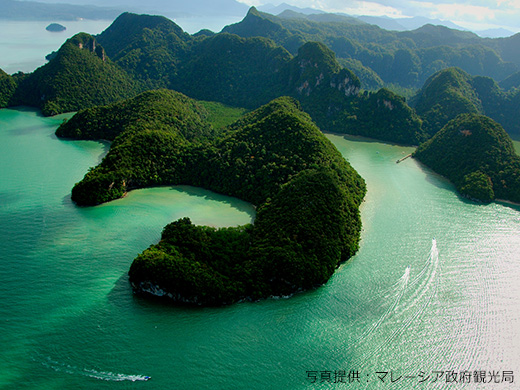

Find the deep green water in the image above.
[{"left": 1, "top": 108, "right": 519, "bottom": 389}]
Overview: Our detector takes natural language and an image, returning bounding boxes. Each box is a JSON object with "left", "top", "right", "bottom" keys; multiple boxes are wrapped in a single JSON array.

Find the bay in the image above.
[{"left": 0, "top": 110, "right": 519, "bottom": 389}]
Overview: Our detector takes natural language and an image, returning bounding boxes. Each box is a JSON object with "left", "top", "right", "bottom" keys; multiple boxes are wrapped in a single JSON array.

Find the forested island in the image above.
[
  {"left": 0, "top": 12, "right": 428, "bottom": 144},
  {"left": 57, "top": 91, "right": 366, "bottom": 305},
  {"left": 46, "top": 23, "right": 66, "bottom": 32},
  {"left": 414, "top": 114, "right": 520, "bottom": 203},
  {"left": 413, "top": 67, "right": 520, "bottom": 139},
  {"left": 2, "top": 7, "right": 520, "bottom": 304}
]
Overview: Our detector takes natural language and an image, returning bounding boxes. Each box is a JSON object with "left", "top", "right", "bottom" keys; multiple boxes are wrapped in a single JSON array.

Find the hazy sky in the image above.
[{"left": 238, "top": 0, "right": 520, "bottom": 32}]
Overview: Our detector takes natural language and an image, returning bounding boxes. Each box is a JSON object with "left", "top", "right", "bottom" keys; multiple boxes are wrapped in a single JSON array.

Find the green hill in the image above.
[
  {"left": 222, "top": 7, "right": 304, "bottom": 54},
  {"left": 57, "top": 92, "right": 366, "bottom": 305},
  {"left": 7, "top": 11, "right": 519, "bottom": 146},
  {"left": 11, "top": 33, "right": 142, "bottom": 116},
  {"left": 499, "top": 70, "right": 520, "bottom": 90},
  {"left": 413, "top": 67, "right": 520, "bottom": 138},
  {"left": 414, "top": 113, "right": 520, "bottom": 203},
  {"left": 224, "top": 8, "right": 519, "bottom": 89},
  {"left": 414, "top": 67, "right": 482, "bottom": 137},
  {"left": 347, "top": 88, "right": 426, "bottom": 144},
  {"left": 0, "top": 69, "right": 16, "bottom": 108},
  {"left": 280, "top": 42, "right": 426, "bottom": 144},
  {"left": 96, "top": 12, "right": 192, "bottom": 89},
  {"left": 173, "top": 33, "right": 292, "bottom": 109},
  {"left": 56, "top": 89, "right": 217, "bottom": 142},
  {"left": 4, "top": 12, "right": 425, "bottom": 144}
]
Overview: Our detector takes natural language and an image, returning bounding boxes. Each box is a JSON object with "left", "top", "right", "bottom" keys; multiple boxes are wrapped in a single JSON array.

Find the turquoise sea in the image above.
[
  {"left": 1, "top": 108, "right": 519, "bottom": 389},
  {"left": 1, "top": 19, "right": 520, "bottom": 390}
]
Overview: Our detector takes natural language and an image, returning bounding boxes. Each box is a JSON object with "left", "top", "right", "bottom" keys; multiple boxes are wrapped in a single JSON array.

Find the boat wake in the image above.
[
  {"left": 40, "top": 356, "right": 151, "bottom": 382},
  {"left": 351, "top": 239, "right": 440, "bottom": 368},
  {"left": 356, "top": 266, "right": 410, "bottom": 343}
]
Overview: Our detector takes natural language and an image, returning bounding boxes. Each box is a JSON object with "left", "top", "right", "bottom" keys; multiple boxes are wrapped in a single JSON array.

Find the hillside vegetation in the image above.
[
  {"left": 11, "top": 33, "right": 141, "bottom": 115},
  {"left": 414, "top": 113, "right": 520, "bottom": 203},
  {"left": 413, "top": 67, "right": 520, "bottom": 138},
  {"left": 57, "top": 91, "right": 366, "bottom": 305},
  {"left": 6, "top": 12, "right": 429, "bottom": 144},
  {"left": 224, "top": 7, "right": 519, "bottom": 89},
  {"left": 0, "top": 69, "right": 16, "bottom": 108},
  {"left": 4, "top": 10, "right": 520, "bottom": 144}
]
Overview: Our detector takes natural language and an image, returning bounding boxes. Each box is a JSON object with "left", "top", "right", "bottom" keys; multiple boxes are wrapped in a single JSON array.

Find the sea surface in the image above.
[{"left": 0, "top": 109, "right": 519, "bottom": 389}]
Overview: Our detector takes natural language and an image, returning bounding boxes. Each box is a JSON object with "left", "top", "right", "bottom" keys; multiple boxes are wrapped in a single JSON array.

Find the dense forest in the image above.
[
  {"left": 412, "top": 67, "right": 520, "bottom": 139},
  {"left": 414, "top": 113, "right": 520, "bottom": 203},
  {"left": 224, "top": 8, "right": 520, "bottom": 90},
  {"left": 10, "top": 33, "right": 142, "bottom": 116},
  {"left": 3, "top": 10, "right": 520, "bottom": 143},
  {"left": 0, "top": 12, "right": 429, "bottom": 144},
  {"left": 57, "top": 92, "right": 366, "bottom": 305},
  {"left": 0, "top": 69, "right": 16, "bottom": 107}
]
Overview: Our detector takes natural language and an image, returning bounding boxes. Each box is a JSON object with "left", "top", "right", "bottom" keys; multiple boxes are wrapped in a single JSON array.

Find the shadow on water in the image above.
[
  {"left": 170, "top": 185, "right": 256, "bottom": 216},
  {"left": 413, "top": 158, "right": 520, "bottom": 212},
  {"left": 331, "top": 132, "right": 419, "bottom": 148},
  {"left": 55, "top": 137, "right": 111, "bottom": 165},
  {"left": 495, "top": 199, "right": 520, "bottom": 212},
  {"left": 0, "top": 191, "right": 22, "bottom": 208},
  {"left": 9, "top": 124, "right": 47, "bottom": 136},
  {"left": 412, "top": 158, "right": 457, "bottom": 192},
  {"left": 59, "top": 184, "right": 255, "bottom": 218}
]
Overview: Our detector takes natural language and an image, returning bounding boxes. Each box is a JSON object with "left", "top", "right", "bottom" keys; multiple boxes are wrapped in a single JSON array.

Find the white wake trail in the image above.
[
  {"left": 41, "top": 356, "right": 151, "bottom": 382},
  {"left": 354, "top": 239, "right": 440, "bottom": 369},
  {"left": 357, "top": 266, "right": 410, "bottom": 342}
]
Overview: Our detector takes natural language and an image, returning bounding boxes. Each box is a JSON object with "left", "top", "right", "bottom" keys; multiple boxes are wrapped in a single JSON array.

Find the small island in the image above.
[
  {"left": 46, "top": 23, "right": 66, "bottom": 32},
  {"left": 413, "top": 113, "right": 520, "bottom": 203}
]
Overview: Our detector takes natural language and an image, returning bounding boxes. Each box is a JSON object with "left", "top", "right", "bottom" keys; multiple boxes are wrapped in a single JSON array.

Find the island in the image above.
[
  {"left": 413, "top": 113, "right": 520, "bottom": 203},
  {"left": 57, "top": 90, "right": 366, "bottom": 305},
  {"left": 46, "top": 23, "right": 66, "bottom": 32},
  {"left": 0, "top": 69, "right": 16, "bottom": 107}
]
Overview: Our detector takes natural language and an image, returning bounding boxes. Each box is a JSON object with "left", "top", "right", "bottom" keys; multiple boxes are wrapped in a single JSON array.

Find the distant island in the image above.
[
  {"left": 57, "top": 91, "right": 366, "bottom": 305},
  {"left": 46, "top": 23, "right": 66, "bottom": 32}
]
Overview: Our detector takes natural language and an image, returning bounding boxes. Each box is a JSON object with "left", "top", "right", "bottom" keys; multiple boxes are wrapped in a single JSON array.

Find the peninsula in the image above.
[{"left": 57, "top": 91, "right": 366, "bottom": 305}]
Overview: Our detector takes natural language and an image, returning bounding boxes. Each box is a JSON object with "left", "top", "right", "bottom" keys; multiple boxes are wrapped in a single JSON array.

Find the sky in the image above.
[{"left": 237, "top": 0, "right": 520, "bottom": 32}]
